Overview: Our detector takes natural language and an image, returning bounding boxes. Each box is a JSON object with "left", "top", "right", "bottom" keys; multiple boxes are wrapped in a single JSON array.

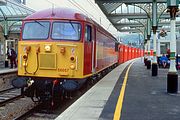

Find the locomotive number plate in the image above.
[
  {"left": 58, "top": 68, "right": 69, "bottom": 75},
  {"left": 58, "top": 68, "right": 69, "bottom": 72}
]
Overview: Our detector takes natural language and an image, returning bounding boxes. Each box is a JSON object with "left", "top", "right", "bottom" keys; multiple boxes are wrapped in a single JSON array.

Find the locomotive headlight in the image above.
[
  {"left": 44, "top": 44, "right": 52, "bottom": 52},
  {"left": 23, "top": 62, "right": 28, "bottom": 67},
  {"left": 70, "top": 64, "right": 75, "bottom": 70}
]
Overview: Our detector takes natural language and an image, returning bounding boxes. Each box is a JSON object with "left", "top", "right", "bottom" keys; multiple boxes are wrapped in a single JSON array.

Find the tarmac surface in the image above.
[{"left": 100, "top": 59, "right": 180, "bottom": 120}]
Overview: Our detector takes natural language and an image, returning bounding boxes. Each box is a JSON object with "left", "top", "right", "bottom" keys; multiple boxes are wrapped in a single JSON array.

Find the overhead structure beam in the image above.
[
  {"left": 118, "top": 26, "right": 180, "bottom": 32},
  {"left": 115, "top": 23, "right": 144, "bottom": 28},
  {"left": 117, "top": 29, "right": 143, "bottom": 32},
  {"left": 118, "top": 28, "right": 175, "bottom": 32},
  {"left": 95, "top": 0, "right": 180, "bottom": 42},
  {"left": 108, "top": 13, "right": 175, "bottom": 20},
  {"left": 114, "top": 21, "right": 180, "bottom": 29},
  {"left": 0, "top": 15, "right": 27, "bottom": 21},
  {"left": 108, "top": 13, "right": 149, "bottom": 20},
  {"left": 105, "top": 3, "right": 122, "bottom": 14},
  {"left": 95, "top": 0, "right": 180, "bottom": 4}
]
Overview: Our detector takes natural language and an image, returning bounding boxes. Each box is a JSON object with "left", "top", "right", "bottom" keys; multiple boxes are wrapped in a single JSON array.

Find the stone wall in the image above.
[{"left": 0, "top": 72, "right": 17, "bottom": 91}]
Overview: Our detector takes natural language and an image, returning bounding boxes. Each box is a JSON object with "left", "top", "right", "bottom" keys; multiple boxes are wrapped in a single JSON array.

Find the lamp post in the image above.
[
  {"left": 167, "top": 0, "right": 179, "bottom": 93},
  {"left": 144, "top": 31, "right": 148, "bottom": 66},
  {"left": 146, "top": 17, "right": 151, "bottom": 69},
  {"left": 152, "top": 0, "right": 158, "bottom": 76}
]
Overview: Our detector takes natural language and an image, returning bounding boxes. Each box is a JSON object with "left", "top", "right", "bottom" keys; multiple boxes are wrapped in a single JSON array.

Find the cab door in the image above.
[{"left": 83, "top": 24, "right": 94, "bottom": 75}]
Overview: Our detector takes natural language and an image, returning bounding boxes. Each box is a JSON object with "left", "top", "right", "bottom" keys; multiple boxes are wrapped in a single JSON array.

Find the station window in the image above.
[{"left": 85, "top": 25, "right": 92, "bottom": 42}]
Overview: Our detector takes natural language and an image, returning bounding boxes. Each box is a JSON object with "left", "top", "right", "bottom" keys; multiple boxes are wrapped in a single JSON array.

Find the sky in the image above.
[{"left": 26, "top": 0, "right": 119, "bottom": 37}]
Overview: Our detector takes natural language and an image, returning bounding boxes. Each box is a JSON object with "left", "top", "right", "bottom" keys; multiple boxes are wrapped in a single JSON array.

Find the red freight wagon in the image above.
[
  {"left": 118, "top": 44, "right": 124, "bottom": 64},
  {"left": 134, "top": 48, "right": 137, "bottom": 58},
  {"left": 123, "top": 45, "right": 128, "bottom": 62},
  {"left": 131, "top": 47, "right": 134, "bottom": 59},
  {"left": 138, "top": 48, "right": 140, "bottom": 57},
  {"left": 128, "top": 47, "right": 132, "bottom": 60}
]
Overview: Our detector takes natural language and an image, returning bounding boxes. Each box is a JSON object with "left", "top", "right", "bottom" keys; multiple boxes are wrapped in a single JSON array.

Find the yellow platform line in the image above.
[{"left": 113, "top": 62, "right": 134, "bottom": 120}]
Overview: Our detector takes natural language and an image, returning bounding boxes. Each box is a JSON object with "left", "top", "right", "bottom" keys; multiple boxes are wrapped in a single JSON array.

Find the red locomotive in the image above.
[{"left": 12, "top": 7, "right": 143, "bottom": 104}]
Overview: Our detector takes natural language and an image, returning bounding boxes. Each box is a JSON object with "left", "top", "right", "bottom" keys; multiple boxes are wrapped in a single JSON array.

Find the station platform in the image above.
[
  {"left": 0, "top": 67, "right": 17, "bottom": 75},
  {"left": 0, "top": 61, "right": 17, "bottom": 74},
  {"left": 55, "top": 58, "right": 180, "bottom": 120}
]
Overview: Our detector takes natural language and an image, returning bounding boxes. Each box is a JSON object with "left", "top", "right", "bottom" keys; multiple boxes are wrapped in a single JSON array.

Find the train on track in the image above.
[{"left": 12, "top": 8, "right": 144, "bottom": 104}]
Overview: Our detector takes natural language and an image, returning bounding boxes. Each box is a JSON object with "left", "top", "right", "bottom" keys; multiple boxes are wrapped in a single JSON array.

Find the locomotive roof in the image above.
[
  {"left": 24, "top": 7, "right": 93, "bottom": 23},
  {"left": 24, "top": 7, "right": 118, "bottom": 43}
]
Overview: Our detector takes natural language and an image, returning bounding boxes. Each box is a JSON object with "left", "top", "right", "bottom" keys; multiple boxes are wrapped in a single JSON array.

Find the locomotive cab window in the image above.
[
  {"left": 52, "top": 22, "right": 81, "bottom": 41},
  {"left": 85, "top": 25, "right": 92, "bottom": 42},
  {"left": 22, "top": 21, "right": 50, "bottom": 40}
]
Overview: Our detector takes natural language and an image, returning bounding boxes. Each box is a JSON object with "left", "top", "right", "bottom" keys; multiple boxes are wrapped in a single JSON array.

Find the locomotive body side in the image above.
[
  {"left": 83, "top": 21, "right": 118, "bottom": 77},
  {"left": 95, "top": 28, "right": 118, "bottom": 73}
]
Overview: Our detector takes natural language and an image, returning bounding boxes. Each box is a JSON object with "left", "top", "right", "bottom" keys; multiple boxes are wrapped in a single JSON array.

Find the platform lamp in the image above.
[
  {"left": 167, "top": 0, "right": 179, "bottom": 93},
  {"left": 3, "top": 20, "right": 8, "bottom": 40}
]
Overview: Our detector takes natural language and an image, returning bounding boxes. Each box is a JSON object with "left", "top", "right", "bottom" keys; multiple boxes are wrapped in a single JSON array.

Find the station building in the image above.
[{"left": 0, "top": 0, "right": 34, "bottom": 67}]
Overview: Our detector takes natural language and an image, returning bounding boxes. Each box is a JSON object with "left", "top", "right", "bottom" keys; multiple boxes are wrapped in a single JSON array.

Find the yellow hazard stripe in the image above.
[{"left": 113, "top": 62, "right": 134, "bottom": 120}]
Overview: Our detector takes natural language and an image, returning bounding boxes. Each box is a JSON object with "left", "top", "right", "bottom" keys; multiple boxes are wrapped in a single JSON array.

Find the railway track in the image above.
[
  {"left": 0, "top": 70, "right": 17, "bottom": 92},
  {"left": 16, "top": 80, "right": 103, "bottom": 120},
  {"left": 0, "top": 71, "right": 37, "bottom": 120},
  {"left": 15, "top": 67, "right": 114, "bottom": 120},
  {"left": 18, "top": 105, "right": 60, "bottom": 120},
  {"left": 0, "top": 88, "right": 22, "bottom": 107},
  {"left": 16, "top": 88, "right": 88, "bottom": 120}
]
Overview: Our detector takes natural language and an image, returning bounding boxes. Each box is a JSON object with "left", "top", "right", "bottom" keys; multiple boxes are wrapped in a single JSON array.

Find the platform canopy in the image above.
[
  {"left": 95, "top": 0, "right": 180, "bottom": 33},
  {"left": 0, "top": 0, "right": 35, "bottom": 34}
]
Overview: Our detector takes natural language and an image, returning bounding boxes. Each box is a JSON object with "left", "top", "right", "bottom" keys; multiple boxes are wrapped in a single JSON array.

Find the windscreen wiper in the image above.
[
  {"left": 34, "top": 20, "right": 45, "bottom": 27},
  {"left": 69, "top": 20, "right": 77, "bottom": 34}
]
